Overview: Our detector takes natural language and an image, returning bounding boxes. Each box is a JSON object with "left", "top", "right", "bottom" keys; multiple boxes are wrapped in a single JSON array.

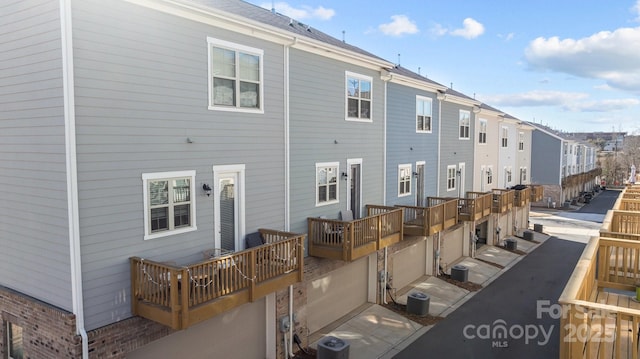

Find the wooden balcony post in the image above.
[
  {"left": 181, "top": 267, "right": 189, "bottom": 329},
  {"left": 169, "top": 267, "right": 180, "bottom": 330},
  {"left": 130, "top": 258, "right": 139, "bottom": 316},
  {"left": 298, "top": 236, "right": 305, "bottom": 282},
  {"left": 376, "top": 214, "right": 382, "bottom": 249},
  {"left": 249, "top": 250, "right": 257, "bottom": 301}
]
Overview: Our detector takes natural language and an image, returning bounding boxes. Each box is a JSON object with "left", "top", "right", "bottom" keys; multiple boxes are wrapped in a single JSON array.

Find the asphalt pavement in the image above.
[{"left": 394, "top": 190, "right": 619, "bottom": 359}]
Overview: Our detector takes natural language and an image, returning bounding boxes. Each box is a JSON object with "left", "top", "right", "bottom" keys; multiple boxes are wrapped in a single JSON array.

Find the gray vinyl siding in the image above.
[
  {"left": 288, "top": 48, "right": 385, "bottom": 235},
  {"left": 71, "top": 0, "right": 286, "bottom": 330},
  {"left": 438, "top": 101, "right": 475, "bottom": 196},
  {"left": 0, "top": 0, "right": 72, "bottom": 311},
  {"left": 385, "top": 83, "right": 438, "bottom": 206},
  {"left": 531, "top": 130, "right": 562, "bottom": 185}
]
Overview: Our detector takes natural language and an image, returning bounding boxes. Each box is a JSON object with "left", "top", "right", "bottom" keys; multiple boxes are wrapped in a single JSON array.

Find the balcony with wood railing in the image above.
[
  {"left": 130, "top": 229, "right": 304, "bottom": 330},
  {"left": 491, "top": 189, "right": 514, "bottom": 214},
  {"left": 514, "top": 186, "right": 531, "bottom": 207},
  {"left": 397, "top": 197, "right": 459, "bottom": 236},
  {"left": 530, "top": 184, "right": 545, "bottom": 202},
  {"left": 307, "top": 205, "right": 404, "bottom": 262},
  {"left": 458, "top": 192, "right": 492, "bottom": 222},
  {"left": 559, "top": 186, "right": 640, "bottom": 359}
]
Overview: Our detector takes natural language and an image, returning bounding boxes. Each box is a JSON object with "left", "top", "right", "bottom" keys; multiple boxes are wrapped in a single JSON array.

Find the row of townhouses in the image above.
[{"left": 0, "top": 0, "right": 598, "bottom": 358}]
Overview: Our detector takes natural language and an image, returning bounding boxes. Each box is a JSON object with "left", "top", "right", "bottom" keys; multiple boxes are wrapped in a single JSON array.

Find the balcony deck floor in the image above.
[{"left": 587, "top": 290, "right": 640, "bottom": 359}]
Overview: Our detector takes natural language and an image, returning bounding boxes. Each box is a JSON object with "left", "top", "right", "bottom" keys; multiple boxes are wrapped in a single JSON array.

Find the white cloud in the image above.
[
  {"left": 563, "top": 98, "right": 640, "bottom": 112},
  {"left": 498, "top": 32, "right": 515, "bottom": 41},
  {"left": 262, "top": 2, "right": 335, "bottom": 20},
  {"left": 633, "top": 0, "right": 640, "bottom": 21},
  {"left": 480, "top": 90, "right": 588, "bottom": 107},
  {"left": 430, "top": 18, "right": 484, "bottom": 39},
  {"left": 524, "top": 27, "right": 640, "bottom": 92},
  {"left": 450, "top": 18, "right": 485, "bottom": 39},
  {"left": 378, "top": 15, "right": 419, "bottom": 36}
]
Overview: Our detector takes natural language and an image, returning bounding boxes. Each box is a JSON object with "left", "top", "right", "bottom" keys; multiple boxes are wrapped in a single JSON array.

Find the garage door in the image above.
[
  {"left": 306, "top": 256, "right": 369, "bottom": 333},
  {"left": 392, "top": 239, "right": 427, "bottom": 290},
  {"left": 128, "top": 298, "right": 267, "bottom": 359}
]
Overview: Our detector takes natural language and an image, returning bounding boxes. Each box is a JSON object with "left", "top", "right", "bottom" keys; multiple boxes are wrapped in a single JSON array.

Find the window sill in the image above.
[
  {"left": 345, "top": 118, "right": 373, "bottom": 123},
  {"left": 208, "top": 105, "right": 264, "bottom": 114},
  {"left": 144, "top": 226, "right": 197, "bottom": 241},
  {"left": 316, "top": 200, "right": 339, "bottom": 207},
  {"left": 416, "top": 130, "right": 432, "bottom": 134}
]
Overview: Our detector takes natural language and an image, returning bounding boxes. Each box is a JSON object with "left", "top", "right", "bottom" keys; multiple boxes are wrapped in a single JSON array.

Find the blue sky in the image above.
[{"left": 247, "top": 0, "right": 640, "bottom": 134}]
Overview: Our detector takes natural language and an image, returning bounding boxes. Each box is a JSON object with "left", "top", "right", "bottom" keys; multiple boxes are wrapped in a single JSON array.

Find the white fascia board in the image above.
[
  {"left": 442, "top": 94, "right": 481, "bottom": 107},
  {"left": 477, "top": 108, "right": 504, "bottom": 118},
  {"left": 387, "top": 73, "right": 447, "bottom": 93},
  {"left": 125, "top": 0, "right": 393, "bottom": 70},
  {"left": 529, "top": 123, "right": 564, "bottom": 141}
]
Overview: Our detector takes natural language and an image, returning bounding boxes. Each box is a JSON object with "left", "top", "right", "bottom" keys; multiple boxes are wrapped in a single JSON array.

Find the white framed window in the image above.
[
  {"left": 518, "top": 132, "right": 524, "bottom": 151},
  {"left": 487, "top": 166, "right": 493, "bottom": 185},
  {"left": 398, "top": 164, "right": 412, "bottom": 196},
  {"left": 142, "top": 170, "right": 197, "bottom": 240},
  {"left": 501, "top": 126, "right": 508, "bottom": 148},
  {"left": 478, "top": 119, "right": 487, "bottom": 144},
  {"left": 505, "top": 166, "right": 512, "bottom": 184},
  {"left": 520, "top": 167, "right": 527, "bottom": 183},
  {"left": 316, "top": 162, "right": 339, "bottom": 206},
  {"left": 447, "top": 165, "right": 457, "bottom": 191},
  {"left": 6, "top": 321, "right": 23, "bottom": 359},
  {"left": 416, "top": 96, "right": 432, "bottom": 133},
  {"left": 208, "top": 37, "right": 263, "bottom": 113},
  {"left": 346, "top": 72, "right": 372, "bottom": 121},
  {"left": 459, "top": 110, "right": 470, "bottom": 139}
]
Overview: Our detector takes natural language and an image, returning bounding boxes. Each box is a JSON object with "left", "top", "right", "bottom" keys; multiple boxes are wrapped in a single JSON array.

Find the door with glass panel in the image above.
[
  {"left": 348, "top": 162, "right": 362, "bottom": 219},
  {"left": 214, "top": 166, "right": 244, "bottom": 252},
  {"left": 416, "top": 163, "right": 425, "bottom": 207}
]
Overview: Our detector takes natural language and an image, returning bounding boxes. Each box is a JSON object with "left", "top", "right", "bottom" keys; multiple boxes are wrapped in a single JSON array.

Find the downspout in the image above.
[
  {"left": 60, "top": 0, "right": 88, "bottom": 357},
  {"left": 436, "top": 92, "right": 445, "bottom": 196},
  {"left": 381, "top": 74, "right": 390, "bottom": 304},
  {"left": 284, "top": 37, "right": 297, "bottom": 359}
]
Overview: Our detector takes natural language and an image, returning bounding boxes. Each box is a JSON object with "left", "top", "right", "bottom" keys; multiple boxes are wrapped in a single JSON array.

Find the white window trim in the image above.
[
  {"left": 416, "top": 95, "right": 433, "bottom": 133},
  {"left": 518, "top": 131, "right": 525, "bottom": 151},
  {"left": 207, "top": 37, "right": 264, "bottom": 114},
  {"left": 458, "top": 110, "right": 470, "bottom": 140},
  {"left": 478, "top": 119, "right": 487, "bottom": 144},
  {"left": 501, "top": 126, "right": 509, "bottom": 148},
  {"left": 142, "top": 170, "right": 197, "bottom": 240},
  {"left": 316, "top": 161, "right": 340, "bottom": 206},
  {"left": 504, "top": 166, "right": 512, "bottom": 185},
  {"left": 487, "top": 166, "right": 493, "bottom": 185},
  {"left": 447, "top": 165, "right": 457, "bottom": 191},
  {"left": 398, "top": 164, "right": 412, "bottom": 197},
  {"left": 345, "top": 71, "right": 373, "bottom": 122}
]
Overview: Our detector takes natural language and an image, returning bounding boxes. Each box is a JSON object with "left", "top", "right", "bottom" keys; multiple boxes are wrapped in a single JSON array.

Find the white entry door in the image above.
[{"left": 213, "top": 165, "right": 245, "bottom": 251}]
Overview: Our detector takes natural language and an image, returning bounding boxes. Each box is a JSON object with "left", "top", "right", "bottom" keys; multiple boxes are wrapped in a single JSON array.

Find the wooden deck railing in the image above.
[
  {"left": 514, "top": 187, "right": 531, "bottom": 207},
  {"left": 559, "top": 236, "right": 640, "bottom": 359},
  {"left": 559, "top": 187, "right": 640, "bottom": 359},
  {"left": 130, "top": 230, "right": 304, "bottom": 330},
  {"left": 491, "top": 189, "right": 514, "bottom": 214},
  {"left": 458, "top": 192, "right": 492, "bottom": 222},
  {"left": 530, "top": 185, "right": 545, "bottom": 202},
  {"left": 307, "top": 206, "right": 404, "bottom": 261},
  {"left": 397, "top": 197, "right": 458, "bottom": 236}
]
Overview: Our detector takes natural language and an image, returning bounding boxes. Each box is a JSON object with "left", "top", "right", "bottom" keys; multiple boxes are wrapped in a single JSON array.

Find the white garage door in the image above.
[
  {"left": 392, "top": 239, "right": 427, "bottom": 290},
  {"left": 306, "top": 256, "right": 369, "bottom": 333},
  {"left": 128, "top": 298, "right": 267, "bottom": 359}
]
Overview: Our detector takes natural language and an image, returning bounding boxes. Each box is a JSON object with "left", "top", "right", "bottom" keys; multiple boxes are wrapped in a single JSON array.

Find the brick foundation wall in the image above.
[
  {"left": 0, "top": 286, "right": 81, "bottom": 358},
  {"left": 0, "top": 286, "right": 172, "bottom": 359}
]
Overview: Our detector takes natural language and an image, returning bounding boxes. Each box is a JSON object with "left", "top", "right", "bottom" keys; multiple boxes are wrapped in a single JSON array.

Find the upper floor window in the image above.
[
  {"left": 346, "top": 72, "right": 372, "bottom": 121},
  {"left": 501, "top": 126, "right": 508, "bottom": 148},
  {"left": 518, "top": 132, "right": 524, "bottom": 151},
  {"left": 208, "top": 37, "right": 263, "bottom": 112},
  {"left": 478, "top": 119, "right": 487, "bottom": 144},
  {"left": 563, "top": 143, "right": 568, "bottom": 155},
  {"left": 142, "top": 170, "right": 197, "bottom": 240},
  {"left": 416, "top": 96, "right": 432, "bottom": 132},
  {"left": 487, "top": 167, "right": 493, "bottom": 185},
  {"left": 447, "top": 165, "right": 457, "bottom": 191},
  {"left": 316, "top": 162, "right": 339, "bottom": 206},
  {"left": 459, "top": 110, "right": 470, "bottom": 139},
  {"left": 398, "top": 164, "right": 412, "bottom": 196},
  {"left": 520, "top": 167, "right": 527, "bottom": 183},
  {"left": 505, "top": 167, "right": 512, "bottom": 184}
]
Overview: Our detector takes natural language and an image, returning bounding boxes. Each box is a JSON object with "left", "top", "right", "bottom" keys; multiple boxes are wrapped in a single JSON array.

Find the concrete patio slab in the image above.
[
  {"left": 449, "top": 257, "right": 501, "bottom": 285},
  {"left": 395, "top": 276, "right": 469, "bottom": 317},
  {"left": 475, "top": 244, "right": 520, "bottom": 267}
]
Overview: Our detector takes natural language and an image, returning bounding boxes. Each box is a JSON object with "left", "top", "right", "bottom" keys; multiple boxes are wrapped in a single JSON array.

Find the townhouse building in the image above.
[
  {"left": 528, "top": 122, "right": 599, "bottom": 206},
  {"left": 1, "top": 1, "right": 541, "bottom": 358}
]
